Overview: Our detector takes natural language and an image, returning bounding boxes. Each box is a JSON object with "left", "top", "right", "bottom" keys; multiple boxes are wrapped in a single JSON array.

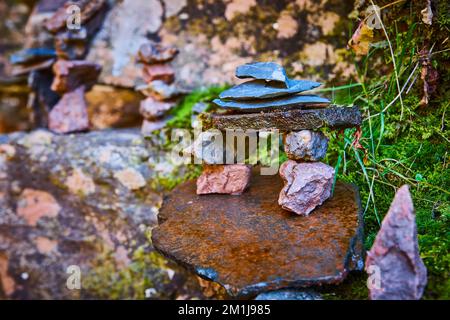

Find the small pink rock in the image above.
[
  {"left": 278, "top": 160, "right": 334, "bottom": 215},
  {"left": 48, "top": 86, "right": 89, "bottom": 134},
  {"left": 142, "top": 64, "right": 175, "bottom": 84},
  {"left": 197, "top": 164, "right": 251, "bottom": 195},
  {"left": 139, "top": 96, "right": 175, "bottom": 120},
  {"left": 365, "top": 185, "right": 427, "bottom": 300}
]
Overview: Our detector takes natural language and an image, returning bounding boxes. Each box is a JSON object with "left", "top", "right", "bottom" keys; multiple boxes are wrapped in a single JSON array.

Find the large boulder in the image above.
[
  {"left": 86, "top": 0, "right": 355, "bottom": 89},
  {"left": 0, "top": 129, "right": 202, "bottom": 299}
]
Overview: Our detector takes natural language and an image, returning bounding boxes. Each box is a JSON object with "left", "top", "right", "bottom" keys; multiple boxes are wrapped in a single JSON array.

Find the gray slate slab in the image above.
[
  {"left": 235, "top": 62, "right": 288, "bottom": 86},
  {"left": 213, "top": 94, "right": 329, "bottom": 112},
  {"left": 219, "top": 79, "right": 321, "bottom": 100}
]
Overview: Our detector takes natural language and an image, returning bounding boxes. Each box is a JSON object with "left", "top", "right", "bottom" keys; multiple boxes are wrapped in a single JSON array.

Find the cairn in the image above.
[
  {"left": 136, "top": 41, "right": 185, "bottom": 135},
  {"left": 42, "top": 0, "right": 107, "bottom": 134},
  {"left": 9, "top": 0, "right": 107, "bottom": 133},
  {"left": 194, "top": 62, "right": 361, "bottom": 215}
]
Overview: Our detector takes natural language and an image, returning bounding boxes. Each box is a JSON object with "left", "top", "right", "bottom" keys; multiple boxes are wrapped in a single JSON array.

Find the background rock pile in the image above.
[{"left": 136, "top": 41, "right": 186, "bottom": 135}]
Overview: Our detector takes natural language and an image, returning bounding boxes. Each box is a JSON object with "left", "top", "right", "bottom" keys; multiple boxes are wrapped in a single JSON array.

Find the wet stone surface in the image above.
[{"left": 152, "top": 170, "right": 364, "bottom": 298}]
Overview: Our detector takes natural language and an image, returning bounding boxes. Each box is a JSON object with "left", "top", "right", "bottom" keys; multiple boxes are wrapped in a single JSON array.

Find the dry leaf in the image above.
[
  {"left": 419, "top": 47, "right": 439, "bottom": 106},
  {"left": 421, "top": 0, "right": 433, "bottom": 25},
  {"left": 348, "top": 21, "right": 374, "bottom": 56}
]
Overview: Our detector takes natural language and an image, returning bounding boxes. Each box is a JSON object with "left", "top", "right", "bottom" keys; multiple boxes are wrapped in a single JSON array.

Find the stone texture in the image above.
[
  {"left": 213, "top": 95, "right": 329, "bottom": 112},
  {"left": 236, "top": 62, "right": 288, "bottom": 85},
  {"left": 80, "top": 1, "right": 355, "bottom": 89},
  {"left": 48, "top": 86, "right": 89, "bottom": 134},
  {"left": 136, "top": 80, "right": 187, "bottom": 100},
  {"left": 28, "top": 69, "right": 61, "bottom": 128},
  {"left": 152, "top": 171, "right": 364, "bottom": 297},
  {"left": 86, "top": 0, "right": 163, "bottom": 87},
  {"left": 44, "top": 0, "right": 107, "bottom": 34},
  {"left": 85, "top": 85, "right": 142, "bottom": 130},
  {"left": 196, "top": 164, "right": 251, "bottom": 195},
  {"left": 141, "top": 117, "right": 173, "bottom": 135},
  {"left": 10, "top": 58, "right": 55, "bottom": 77},
  {"left": 209, "top": 105, "right": 362, "bottom": 131},
  {"left": 51, "top": 59, "right": 102, "bottom": 94},
  {"left": 139, "top": 97, "right": 175, "bottom": 120},
  {"left": 142, "top": 64, "right": 175, "bottom": 84},
  {"left": 0, "top": 128, "right": 203, "bottom": 299},
  {"left": 365, "top": 185, "right": 427, "bottom": 300},
  {"left": 137, "top": 42, "right": 179, "bottom": 64},
  {"left": 255, "top": 289, "right": 322, "bottom": 300},
  {"left": 283, "top": 130, "right": 328, "bottom": 161},
  {"left": 185, "top": 131, "right": 228, "bottom": 165},
  {"left": 278, "top": 160, "right": 334, "bottom": 216},
  {"left": 10, "top": 48, "right": 56, "bottom": 65},
  {"left": 219, "top": 79, "right": 321, "bottom": 100}
]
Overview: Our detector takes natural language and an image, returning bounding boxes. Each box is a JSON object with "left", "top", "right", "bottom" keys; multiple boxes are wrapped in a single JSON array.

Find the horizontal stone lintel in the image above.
[{"left": 209, "top": 105, "right": 362, "bottom": 131}]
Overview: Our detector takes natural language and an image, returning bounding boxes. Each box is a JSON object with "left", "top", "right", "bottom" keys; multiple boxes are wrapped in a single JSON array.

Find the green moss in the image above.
[
  {"left": 82, "top": 245, "right": 174, "bottom": 300},
  {"left": 322, "top": 2, "right": 450, "bottom": 299},
  {"left": 166, "top": 85, "right": 228, "bottom": 129}
]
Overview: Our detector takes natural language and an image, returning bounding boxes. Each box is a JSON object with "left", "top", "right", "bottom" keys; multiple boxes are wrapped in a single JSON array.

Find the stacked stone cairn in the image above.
[
  {"left": 9, "top": 0, "right": 107, "bottom": 133},
  {"left": 194, "top": 62, "right": 337, "bottom": 215},
  {"left": 136, "top": 41, "right": 186, "bottom": 135},
  {"left": 42, "top": 0, "right": 107, "bottom": 134}
]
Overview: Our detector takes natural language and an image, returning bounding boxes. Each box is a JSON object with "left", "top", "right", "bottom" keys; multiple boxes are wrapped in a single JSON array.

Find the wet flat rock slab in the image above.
[{"left": 152, "top": 172, "right": 364, "bottom": 298}]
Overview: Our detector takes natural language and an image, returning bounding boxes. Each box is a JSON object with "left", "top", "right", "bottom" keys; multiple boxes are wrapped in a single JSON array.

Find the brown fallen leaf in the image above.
[
  {"left": 348, "top": 21, "right": 374, "bottom": 56},
  {"left": 419, "top": 47, "right": 439, "bottom": 106}
]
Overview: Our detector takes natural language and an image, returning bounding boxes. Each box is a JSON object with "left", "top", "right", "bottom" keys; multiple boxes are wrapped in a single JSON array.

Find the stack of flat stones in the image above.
[
  {"left": 42, "top": 0, "right": 107, "bottom": 134},
  {"left": 195, "top": 62, "right": 361, "bottom": 215},
  {"left": 136, "top": 41, "right": 186, "bottom": 135},
  {"left": 9, "top": 0, "right": 107, "bottom": 133}
]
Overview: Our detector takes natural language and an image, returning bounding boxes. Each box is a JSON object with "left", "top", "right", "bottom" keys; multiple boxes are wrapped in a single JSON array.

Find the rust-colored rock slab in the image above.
[{"left": 152, "top": 171, "right": 364, "bottom": 297}]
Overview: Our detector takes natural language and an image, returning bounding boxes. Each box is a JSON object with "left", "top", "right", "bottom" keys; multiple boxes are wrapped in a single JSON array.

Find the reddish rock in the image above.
[
  {"left": 283, "top": 130, "right": 328, "bottom": 161},
  {"left": 48, "top": 86, "right": 89, "bottom": 134},
  {"left": 197, "top": 164, "right": 251, "bottom": 195},
  {"left": 51, "top": 59, "right": 101, "bottom": 94},
  {"left": 137, "top": 42, "right": 179, "bottom": 64},
  {"left": 278, "top": 160, "right": 334, "bottom": 215},
  {"left": 142, "top": 64, "right": 175, "bottom": 84},
  {"left": 44, "top": 0, "right": 107, "bottom": 34},
  {"left": 153, "top": 172, "right": 364, "bottom": 297},
  {"left": 139, "top": 97, "right": 175, "bottom": 120},
  {"left": 0, "top": 253, "right": 15, "bottom": 296},
  {"left": 16, "top": 189, "right": 61, "bottom": 227},
  {"left": 365, "top": 185, "right": 427, "bottom": 300}
]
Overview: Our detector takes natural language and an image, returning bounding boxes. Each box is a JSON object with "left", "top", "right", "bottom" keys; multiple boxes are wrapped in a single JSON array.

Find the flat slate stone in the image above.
[
  {"left": 10, "top": 48, "right": 56, "bottom": 65},
  {"left": 152, "top": 171, "right": 364, "bottom": 298},
  {"left": 219, "top": 79, "right": 321, "bottom": 100},
  {"left": 209, "top": 105, "right": 361, "bottom": 131},
  {"left": 213, "top": 95, "right": 329, "bottom": 112},
  {"left": 236, "top": 62, "right": 288, "bottom": 86}
]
